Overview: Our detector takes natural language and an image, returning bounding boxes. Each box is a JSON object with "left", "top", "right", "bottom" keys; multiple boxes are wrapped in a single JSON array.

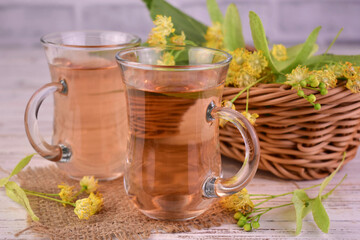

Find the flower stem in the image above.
[
  {"left": 22, "top": 189, "right": 59, "bottom": 196},
  {"left": 73, "top": 188, "right": 85, "bottom": 199},
  {"left": 252, "top": 183, "right": 322, "bottom": 207},
  {"left": 25, "top": 191, "right": 75, "bottom": 207},
  {"left": 230, "top": 74, "right": 269, "bottom": 103},
  {"left": 249, "top": 203, "right": 293, "bottom": 221}
]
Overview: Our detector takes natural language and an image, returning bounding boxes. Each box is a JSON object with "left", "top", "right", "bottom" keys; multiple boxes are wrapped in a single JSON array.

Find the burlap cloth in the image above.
[{"left": 15, "top": 166, "right": 234, "bottom": 239}]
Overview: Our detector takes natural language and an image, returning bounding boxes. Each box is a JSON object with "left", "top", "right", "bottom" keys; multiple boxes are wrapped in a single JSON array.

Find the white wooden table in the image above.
[{"left": 1, "top": 47, "right": 360, "bottom": 239}]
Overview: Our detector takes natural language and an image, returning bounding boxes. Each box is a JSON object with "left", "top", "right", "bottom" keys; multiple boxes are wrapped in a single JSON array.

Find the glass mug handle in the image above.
[
  {"left": 203, "top": 101, "right": 260, "bottom": 198},
  {"left": 24, "top": 80, "right": 71, "bottom": 163}
]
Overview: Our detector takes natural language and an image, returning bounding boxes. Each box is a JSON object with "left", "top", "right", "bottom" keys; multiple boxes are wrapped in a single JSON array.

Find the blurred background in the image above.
[{"left": 1, "top": 0, "right": 360, "bottom": 50}]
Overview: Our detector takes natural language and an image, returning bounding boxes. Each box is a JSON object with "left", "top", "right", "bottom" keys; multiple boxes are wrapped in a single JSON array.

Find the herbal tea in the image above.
[
  {"left": 50, "top": 57, "right": 127, "bottom": 180},
  {"left": 124, "top": 83, "right": 223, "bottom": 220}
]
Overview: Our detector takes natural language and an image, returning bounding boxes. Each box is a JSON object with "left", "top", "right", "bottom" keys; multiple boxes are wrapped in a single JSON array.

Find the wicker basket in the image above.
[{"left": 220, "top": 83, "right": 360, "bottom": 180}]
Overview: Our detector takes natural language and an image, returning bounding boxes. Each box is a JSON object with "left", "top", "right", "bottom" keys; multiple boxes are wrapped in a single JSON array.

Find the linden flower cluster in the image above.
[
  {"left": 57, "top": 176, "right": 103, "bottom": 220},
  {"left": 204, "top": 22, "right": 224, "bottom": 49},
  {"left": 285, "top": 62, "right": 360, "bottom": 110},
  {"left": 220, "top": 100, "right": 259, "bottom": 127},
  {"left": 27, "top": 175, "right": 103, "bottom": 220},
  {"left": 225, "top": 48, "right": 269, "bottom": 88},
  {"left": 147, "top": 15, "right": 186, "bottom": 66}
]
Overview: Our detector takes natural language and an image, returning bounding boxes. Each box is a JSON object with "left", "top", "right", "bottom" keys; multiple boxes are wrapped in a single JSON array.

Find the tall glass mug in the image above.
[
  {"left": 116, "top": 46, "right": 260, "bottom": 220},
  {"left": 24, "top": 31, "right": 140, "bottom": 180}
]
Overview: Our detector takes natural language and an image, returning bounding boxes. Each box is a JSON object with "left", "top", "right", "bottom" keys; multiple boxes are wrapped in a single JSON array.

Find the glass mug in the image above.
[
  {"left": 24, "top": 31, "right": 140, "bottom": 180},
  {"left": 116, "top": 46, "right": 260, "bottom": 220}
]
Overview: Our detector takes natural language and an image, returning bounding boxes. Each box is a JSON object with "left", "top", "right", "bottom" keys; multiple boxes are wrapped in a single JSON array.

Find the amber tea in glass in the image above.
[
  {"left": 24, "top": 31, "right": 140, "bottom": 180},
  {"left": 117, "top": 46, "right": 260, "bottom": 220}
]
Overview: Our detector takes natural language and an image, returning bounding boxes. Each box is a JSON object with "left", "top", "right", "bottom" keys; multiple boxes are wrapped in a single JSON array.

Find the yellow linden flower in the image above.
[
  {"left": 58, "top": 184, "right": 75, "bottom": 206},
  {"left": 326, "top": 64, "right": 344, "bottom": 78},
  {"left": 233, "top": 48, "right": 250, "bottom": 65},
  {"left": 311, "top": 69, "right": 337, "bottom": 88},
  {"left": 147, "top": 32, "right": 167, "bottom": 46},
  {"left": 74, "top": 192, "right": 104, "bottom": 220},
  {"left": 226, "top": 48, "right": 251, "bottom": 86},
  {"left": 157, "top": 52, "right": 175, "bottom": 65},
  {"left": 204, "top": 22, "right": 224, "bottom": 49},
  {"left": 74, "top": 198, "right": 93, "bottom": 220},
  {"left": 219, "top": 100, "right": 236, "bottom": 128},
  {"left": 88, "top": 192, "right": 104, "bottom": 215},
  {"left": 285, "top": 65, "right": 310, "bottom": 89},
  {"left": 244, "top": 50, "right": 268, "bottom": 77},
  {"left": 230, "top": 48, "right": 250, "bottom": 71},
  {"left": 170, "top": 31, "right": 186, "bottom": 45},
  {"left": 80, "top": 176, "right": 98, "bottom": 194},
  {"left": 220, "top": 188, "right": 254, "bottom": 215},
  {"left": 147, "top": 15, "right": 175, "bottom": 46},
  {"left": 343, "top": 62, "right": 359, "bottom": 80},
  {"left": 271, "top": 44, "right": 288, "bottom": 61},
  {"left": 152, "top": 15, "right": 175, "bottom": 36},
  {"left": 346, "top": 77, "right": 360, "bottom": 93},
  {"left": 234, "top": 68, "right": 258, "bottom": 88},
  {"left": 241, "top": 111, "right": 259, "bottom": 126}
]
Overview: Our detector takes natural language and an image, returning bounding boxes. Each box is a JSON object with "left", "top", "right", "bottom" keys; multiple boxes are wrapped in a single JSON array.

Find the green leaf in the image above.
[
  {"left": 5, "top": 181, "right": 39, "bottom": 221},
  {"left": 312, "top": 197, "right": 330, "bottom": 233},
  {"left": 292, "top": 190, "right": 313, "bottom": 235},
  {"left": 249, "top": 11, "right": 279, "bottom": 74},
  {"left": 305, "top": 54, "right": 360, "bottom": 70},
  {"left": 9, "top": 153, "right": 35, "bottom": 178},
  {"left": 142, "top": 0, "right": 153, "bottom": 10},
  {"left": 223, "top": 4, "right": 245, "bottom": 51},
  {"left": 276, "top": 43, "right": 319, "bottom": 71},
  {"left": 0, "top": 177, "right": 9, "bottom": 187},
  {"left": 150, "top": 0, "right": 208, "bottom": 45},
  {"left": 207, "top": 0, "right": 223, "bottom": 24},
  {"left": 318, "top": 152, "right": 345, "bottom": 197},
  {"left": 281, "top": 26, "right": 322, "bottom": 73}
]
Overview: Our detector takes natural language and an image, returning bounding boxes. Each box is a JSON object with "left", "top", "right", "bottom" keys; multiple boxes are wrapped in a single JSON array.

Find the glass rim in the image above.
[
  {"left": 40, "top": 30, "right": 141, "bottom": 50},
  {"left": 116, "top": 46, "right": 233, "bottom": 71}
]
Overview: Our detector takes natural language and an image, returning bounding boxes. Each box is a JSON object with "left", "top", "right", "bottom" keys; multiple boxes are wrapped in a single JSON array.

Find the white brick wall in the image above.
[{"left": 0, "top": 0, "right": 359, "bottom": 48}]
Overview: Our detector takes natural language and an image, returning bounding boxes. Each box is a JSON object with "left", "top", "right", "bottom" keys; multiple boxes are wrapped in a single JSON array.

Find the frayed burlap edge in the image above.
[{"left": 15, "top": 166, "right": 234, "bottom": 240}]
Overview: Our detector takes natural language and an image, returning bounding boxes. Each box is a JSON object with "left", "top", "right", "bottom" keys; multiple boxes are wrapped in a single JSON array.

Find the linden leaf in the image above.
[
  {"left": 292, "top": 189, "right": 312, "bottom": 235},
  {"left": 223, "top": 4, "right": 245, "bottom": 51},
  {"left": 312, "top": 197, "right": 330, "bottom": 233},
  {"left": 207, "top": 0, "right": 223, "bottom": 24},
  {"left": 9, "top": 153, "right": 36, "bottom": 178},
  {"left": 0, "top": 177, "right": 9, "bottom": 187},
  {"left": 319, "top": 152, "right": 345, "bottom": 197},
  {"left": 5, "top": 181, "right": 39, "bottom": 221},
  {"left": 305, "top": 54, "right": 360, "bottom": 70},
  {"left": 277, "top": 43, "right": 319, "bottom": 72},
  {"left": 249, "top": 11, "right": 279, "bottom": 74},
  {"left": 281, "top": 26, "right": 321, "bottom": 73}
]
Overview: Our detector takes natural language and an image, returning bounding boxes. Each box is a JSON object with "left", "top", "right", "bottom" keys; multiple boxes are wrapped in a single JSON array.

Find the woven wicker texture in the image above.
[{"left": 220, "top": 83, "right": 360, "bottom": 180}]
